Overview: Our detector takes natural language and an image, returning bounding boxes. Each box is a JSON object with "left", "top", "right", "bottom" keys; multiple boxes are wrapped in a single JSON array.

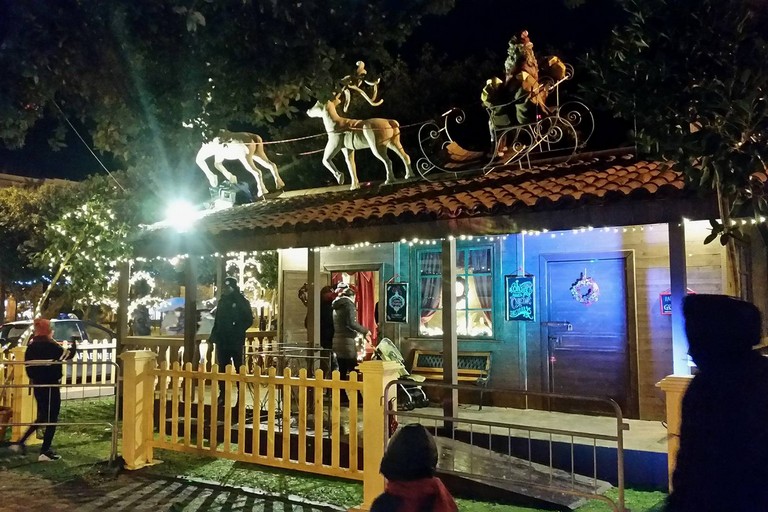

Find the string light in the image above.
[{"left": 129, "top": 219, "right": 758, "bottom": 264}]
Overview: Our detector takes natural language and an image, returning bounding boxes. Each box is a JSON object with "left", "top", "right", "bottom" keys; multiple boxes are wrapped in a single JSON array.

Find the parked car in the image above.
[
  {"left": 0, "top": 319, "right": 116, "bottom": 383},
  {"left": 0, "top": 319, "right": 115, "bottom": 349}
]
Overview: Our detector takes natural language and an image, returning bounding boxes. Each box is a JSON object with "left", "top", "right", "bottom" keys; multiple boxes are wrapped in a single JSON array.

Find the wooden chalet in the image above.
[{"left": 129, "top": 148, "right": 768, "bottom": 421}]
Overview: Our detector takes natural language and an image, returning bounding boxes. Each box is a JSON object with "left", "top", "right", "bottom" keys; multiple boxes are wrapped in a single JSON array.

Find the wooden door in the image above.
[{"left": 540, "top": 252, "right": 637, "bottom": 417}]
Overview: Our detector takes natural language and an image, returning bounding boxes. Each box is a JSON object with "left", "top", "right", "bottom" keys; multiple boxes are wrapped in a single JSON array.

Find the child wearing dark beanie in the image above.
[{"left": 371, "top": 423, "right": 457, "bottom": 512}]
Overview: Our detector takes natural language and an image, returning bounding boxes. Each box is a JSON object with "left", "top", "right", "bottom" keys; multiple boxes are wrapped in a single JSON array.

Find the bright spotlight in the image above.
[{"left": 165, "top": 200, "right": 198, "bottom": 233}]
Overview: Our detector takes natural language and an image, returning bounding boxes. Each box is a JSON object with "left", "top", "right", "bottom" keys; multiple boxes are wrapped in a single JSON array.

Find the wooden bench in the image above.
[{"left": 411, "top": 350, "right": 492, "bottom": 409}]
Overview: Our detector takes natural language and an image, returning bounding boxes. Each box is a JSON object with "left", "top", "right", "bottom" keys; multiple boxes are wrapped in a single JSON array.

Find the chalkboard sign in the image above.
[
  {"left": 506, "top": 275, "right": 535, "bottom": 321},
  {"left": 385, "top": 283, "right": 409, "bottom": 323}
]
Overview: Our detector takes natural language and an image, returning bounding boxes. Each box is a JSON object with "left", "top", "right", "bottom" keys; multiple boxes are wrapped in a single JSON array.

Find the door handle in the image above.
[{"left": 542, "top": 321, "right": 573, "bottom": 331}]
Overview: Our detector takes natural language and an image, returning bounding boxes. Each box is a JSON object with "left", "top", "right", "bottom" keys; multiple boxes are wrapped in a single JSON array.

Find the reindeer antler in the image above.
[
  {"left": 348, "top": 80, "right": 382, "bottom": 107},
  {"left": 338, "top": 61, "right": 384, "bottom": 112}
]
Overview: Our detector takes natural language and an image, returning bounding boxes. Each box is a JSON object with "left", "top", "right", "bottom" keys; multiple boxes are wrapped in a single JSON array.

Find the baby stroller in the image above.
[{"left": 374, "top": 338, "right": 429, "bottom": 411}]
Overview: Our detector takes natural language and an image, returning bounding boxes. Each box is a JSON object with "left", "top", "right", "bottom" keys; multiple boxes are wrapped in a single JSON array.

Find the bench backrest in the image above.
[{"left": 412, "top": 350, "right": 491, "bottom": 378}]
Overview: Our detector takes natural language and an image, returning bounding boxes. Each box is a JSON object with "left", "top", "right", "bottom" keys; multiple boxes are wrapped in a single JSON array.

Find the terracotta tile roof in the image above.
[
  {"left": 135, "top": 149, "right": 714, "bottom": 256},
  {"left": 168, "top": 151, "right": 686, "bottom": 237}
]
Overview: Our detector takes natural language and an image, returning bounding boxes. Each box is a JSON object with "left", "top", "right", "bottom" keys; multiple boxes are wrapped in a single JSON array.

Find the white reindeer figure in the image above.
[
  {"left": 306, "top": 64, "right": 415, "bottom": 190},
  {"left": 195, "top": 131, "right": 285, "bottom": 197}
]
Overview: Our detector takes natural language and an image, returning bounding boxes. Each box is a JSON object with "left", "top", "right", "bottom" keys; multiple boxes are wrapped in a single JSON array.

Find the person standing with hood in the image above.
[
  {"left": 10, "top": 318, "right": 77, "bottom": 461},
  {"left": 209, "top": 276, "right": 253, "bottom": 405},
  {"left": 665, "top": 294, "right": 768, "bottom": 511},
  {"left": 332, "top": 282, "right": 372, "bottom": 387}
]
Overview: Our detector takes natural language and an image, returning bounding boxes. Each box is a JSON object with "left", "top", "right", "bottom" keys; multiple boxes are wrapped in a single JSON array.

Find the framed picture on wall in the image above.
[
  {"left": 506, "top": 274, "right": 536, "bottom": 321},
  {"left": 385, "top": 282, "right": 409, "bottom": 323}
]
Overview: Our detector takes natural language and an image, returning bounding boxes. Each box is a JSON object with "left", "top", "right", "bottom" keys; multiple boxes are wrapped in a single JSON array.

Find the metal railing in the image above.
[
  {"left": 0, "top": 359, "right": 120, "bottom": 463},
  {"left": 384, "top": 380, "right": 628, "bottom": 512}
]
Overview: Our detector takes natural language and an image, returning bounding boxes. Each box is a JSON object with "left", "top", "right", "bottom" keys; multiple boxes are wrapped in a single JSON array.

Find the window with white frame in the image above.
[{"left": 417, "top": 246, "right": 493, "bottom": 338}]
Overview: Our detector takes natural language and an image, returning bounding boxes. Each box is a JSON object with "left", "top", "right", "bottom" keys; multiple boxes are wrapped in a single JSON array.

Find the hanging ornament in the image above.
[{"left": 570, "top": 270, "right": 600, "bottom": 306}]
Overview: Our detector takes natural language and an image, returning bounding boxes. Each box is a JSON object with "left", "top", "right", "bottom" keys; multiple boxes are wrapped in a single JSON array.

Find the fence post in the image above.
[
  {"left": 9, "top": 346, "right": 38, "bottom": 444},
  {"left": 657, "top": 374, "right": 693, "bottom": 491},
  {"left": 355, "top": 360, "right": 401, "bottom": 512},
  {"left": 120, "top": 350, "right": 157, "bottom": 470}
]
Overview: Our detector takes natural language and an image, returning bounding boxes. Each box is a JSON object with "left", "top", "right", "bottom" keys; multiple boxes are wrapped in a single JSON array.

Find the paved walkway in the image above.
[{"left": 0, "top": 471, "right": 346, "bottom": 512}]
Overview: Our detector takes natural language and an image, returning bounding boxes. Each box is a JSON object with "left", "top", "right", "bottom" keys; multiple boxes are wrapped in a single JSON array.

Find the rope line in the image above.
[
  {"left": 51, "top": 100, "right": 126, "bottom": 192},
  {"left": 256, "top": 118, "right": 431, "bottom": 146}
]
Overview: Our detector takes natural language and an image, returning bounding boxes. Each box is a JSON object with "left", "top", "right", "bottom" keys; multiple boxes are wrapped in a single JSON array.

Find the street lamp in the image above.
[{"left": 164, "top": 200, "right": 198, "bottom": 233}]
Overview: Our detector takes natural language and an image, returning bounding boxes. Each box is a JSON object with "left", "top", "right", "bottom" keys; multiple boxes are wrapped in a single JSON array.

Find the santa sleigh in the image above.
[{"left": 416, "top": 56, "right": 594, "bottom": 180}]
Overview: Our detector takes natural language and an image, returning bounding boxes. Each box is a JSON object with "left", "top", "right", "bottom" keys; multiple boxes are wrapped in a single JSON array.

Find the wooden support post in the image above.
[
  {"left": 120, "top": 350, "right": 158, "bottom": 470},
  {"left": 355, "top": 360, "right": 401, "bottom": 512},
  {"left": 441, "top": 238, "right": 459, "bottom": 423},
  {"left": 183, "top": 257, "right": 198, "bottom": 366},
  {"left": 116, "top": 260, "right": 130, "bottom": 358},
  {"left": 668, "top": 221, "right": 690, "bottom": 375},
  {"left": 307, "top": 248, "right": 321, "bottom": 349},
  {"left": 215, "top": 255, "right": 226, "bottom": 299}
]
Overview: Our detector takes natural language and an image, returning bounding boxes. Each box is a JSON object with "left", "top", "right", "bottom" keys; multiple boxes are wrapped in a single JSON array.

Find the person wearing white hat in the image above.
[{"left": 332, "top": 282, "right": 372, "bottom": 403}]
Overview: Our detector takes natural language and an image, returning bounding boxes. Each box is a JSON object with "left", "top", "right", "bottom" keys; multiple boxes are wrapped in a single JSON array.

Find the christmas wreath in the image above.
[{"left": 570, "top": 273, "right": 599, "bottom": 306}]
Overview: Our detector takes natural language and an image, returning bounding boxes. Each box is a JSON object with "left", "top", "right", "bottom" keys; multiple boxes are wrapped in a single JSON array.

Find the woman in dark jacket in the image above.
[
  {"left": 371, "top": 424, "right": 458, "bottom": 512},
  {"left": 331, "top": 282, "right": 371, "bottom": 381}
]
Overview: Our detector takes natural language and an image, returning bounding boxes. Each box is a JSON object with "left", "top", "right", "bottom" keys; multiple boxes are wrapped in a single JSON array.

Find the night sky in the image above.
[{"left": 0, "top": 0, "right": 624, "bottom": 182}]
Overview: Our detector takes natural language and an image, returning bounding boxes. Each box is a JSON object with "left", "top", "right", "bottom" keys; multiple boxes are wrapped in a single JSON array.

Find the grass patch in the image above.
[
  {"left": 3, "top": 397, "right": 668, "bottom": 511},
  {"left": 2, "top": 396, "right": 117, "bottom": 483}
]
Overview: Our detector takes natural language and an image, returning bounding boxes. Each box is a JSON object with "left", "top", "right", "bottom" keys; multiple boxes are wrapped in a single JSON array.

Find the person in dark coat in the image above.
[
  {"left": 10, "top": 318, "right": 77, "bottom": 461},
  {"left": 319, "top": 285, "right": 339, "bottom": 374},
  {"left": 209, "top": 276, "right": 253, "bottom": 405},
  {"left": 665, "top": 294, "right": 768, "bottom": 512},
  {"left": 332, "top": 282, "right": 371, "bottom": 382},
  {"left": 130, "top": 304, "right": 152, "bottom": 336},
  {"left": 319, "top": 285, "right": 336, "bottom": 350},
  {"left": 371, "top": 423, "right": 458, "bottom": 512}
]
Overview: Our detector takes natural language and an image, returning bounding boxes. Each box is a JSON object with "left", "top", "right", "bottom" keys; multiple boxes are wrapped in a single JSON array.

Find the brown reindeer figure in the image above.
[
  {"left": 306, "top": 63, "right": 415, "bottom": 190},
  {"left": 195, "top": 131, "right": 285, "bottom": 197}
]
